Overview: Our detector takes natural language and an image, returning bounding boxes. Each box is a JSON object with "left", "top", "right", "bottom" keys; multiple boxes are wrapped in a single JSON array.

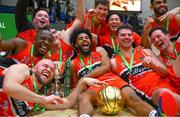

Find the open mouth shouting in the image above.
[
  {"left": 81, "top": 43, "right": 90, "bottom": 51},
  {"left": 41, "top": 70, "right": 51, "bottom": 82}
]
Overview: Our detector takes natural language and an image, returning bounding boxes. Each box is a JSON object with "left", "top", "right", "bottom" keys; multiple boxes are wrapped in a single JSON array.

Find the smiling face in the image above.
[
  {"left": 107, "top": 14, "right": 122, "bottom": 33},
  {"left": 75, "top": 33, "right": 92, "bottom": 56},
  {"left": 150, "top": 30, "right": 170, "bottom": 52},
  {"left": 118, "top": 29, "right": 134, "bottom": 49},
  {"left": 150, "top": 0, "right": 168, "bottom": 16},
  {"left": 33, "top": 10, "right": 50, "bottom": 29},
  {"left": 34, "top": 59, "right": 55, "bottom": 85},
  {"left": 50, "top": 28, "right": 59, "bottom": 40},
  {"left": 95, "top": 3, "right": 109, "bottom": 22},
  {"left": 34, "top": 30, "right": 53, "bottom": 56}
]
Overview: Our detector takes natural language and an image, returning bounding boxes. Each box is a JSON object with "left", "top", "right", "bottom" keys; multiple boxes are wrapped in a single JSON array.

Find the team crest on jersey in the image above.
[{"left": 21, "top": 56, "right": 30, "bottom": 64}]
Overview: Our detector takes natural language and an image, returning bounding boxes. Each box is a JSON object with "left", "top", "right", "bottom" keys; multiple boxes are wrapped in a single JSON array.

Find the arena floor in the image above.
[{"left": 30, "top": 107, "right": 134, "bottom": 116}]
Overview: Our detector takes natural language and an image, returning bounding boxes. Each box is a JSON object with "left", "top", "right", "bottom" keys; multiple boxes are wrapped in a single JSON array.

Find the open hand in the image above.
[
  {"left": 83, "top": 77, "right": 108, "bottom": 87},
  {"left": 42, "top": 94, "right": 64, "bottom": 105},
  {"left": 87, "top": 9, "right": 98, "bottom": 18}
]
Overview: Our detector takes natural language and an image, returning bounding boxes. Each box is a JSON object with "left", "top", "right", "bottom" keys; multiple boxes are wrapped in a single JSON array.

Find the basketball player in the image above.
[
  {"left": 69, "top": 28, "right": 170, "bottom": 117},
  {"left": 149, "top": 27, "right": 180, "bottom": 67},
  {"left": 111, "top": 24, "right": 180, "bottom": 116},
  {"left": 0, "top": 59, "right": 107, "bottom": 116}
]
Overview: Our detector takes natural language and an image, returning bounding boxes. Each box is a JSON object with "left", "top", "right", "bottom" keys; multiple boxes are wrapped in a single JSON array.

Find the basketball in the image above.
[{"left": 96, "top": 86, "right": 124, "bottom": 115}]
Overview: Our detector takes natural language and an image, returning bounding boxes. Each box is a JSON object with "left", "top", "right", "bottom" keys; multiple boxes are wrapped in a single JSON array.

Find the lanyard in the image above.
[
  {"left": 30, "top": 44, "right": 52, "bottom": 67},
  {"left": 32, "top": 73, "right": 46, "bottom": 112},
  {"left": 166, "top": 18, "right": 169, "bottom": 32},
  {"left": 79, "top": 54, "right": 93, "bottom": 71},
  {"left": 59, "top": 44, "right": 62, "bottom": 62},
  {"left": 119, "top": 49, "right": 134, "bottom": 73},
  {"left": 154, "top": 18, "right": 169, "bottom": 32},
  {"left": 165, "top": 42, "right": 179, "bottom": 60},
  {"left": 110, "top": 34, "right": 119, "bottom": 54},
  {"left": 92, "top": 17, "right": 101, "bottom": 35}
]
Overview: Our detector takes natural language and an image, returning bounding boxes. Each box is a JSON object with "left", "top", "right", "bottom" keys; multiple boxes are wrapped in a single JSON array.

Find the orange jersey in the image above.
[
  {"left": 99, "top": 32, "right": 119, "bottom": 48},
  {"left": 88, "top": 72, "right": 128, "bottom": 94},
  {"left": 160, "top": 41, "right": 180, "bottom": 63},
  {"left": 113, "top": 48, "right": 176, "bottom": 98},
  {"left": 66, "top": 16, "right": 109, "bottom": 36},
  {"left": 0, "top": 76, "right": 34, "bottom": 116},
  {"left": 132, "top": 32, "right": 142, "bottom": 46},
  {"left": 51, "top": 39, "right": 74, "bottom": 62},
  {"left": 9, "top": 42, "right": 51, "bottom": 68},
  {"left": 168, "top": 65, "right": 180, "bottom": 94},
  {"left": 82, "top": 16, "right": 108, "bottom": 36},
  {"left": 71, "top": 51, "right": 128, "bottom": 91},
  {"left": 151, "top": 16, "right": 180, "bottom": 37},
  {"left": 17, "top": 28, "right": 37, "bottom": 43},
  {"left": 73, "top": 52, "right": 102, "bottom": 79}
]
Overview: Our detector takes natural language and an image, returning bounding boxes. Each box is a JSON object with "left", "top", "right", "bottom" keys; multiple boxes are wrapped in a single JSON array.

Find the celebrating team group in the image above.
[{"left": 0, "top": 0, "right": 180, "bottom": 116}]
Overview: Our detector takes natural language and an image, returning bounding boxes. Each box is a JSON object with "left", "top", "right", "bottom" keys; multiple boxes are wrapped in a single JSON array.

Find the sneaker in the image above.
[{"left": 157, "top": 91, "right": 178, "bottom": 117}]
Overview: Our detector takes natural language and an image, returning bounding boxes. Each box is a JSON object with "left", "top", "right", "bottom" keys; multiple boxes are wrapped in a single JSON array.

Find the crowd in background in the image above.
[
  {"left": 28, "top": 0, "right": 75, "bottom": 24},
  {"left": 28, "top": 0, "right": 143, "bottom": 34}
]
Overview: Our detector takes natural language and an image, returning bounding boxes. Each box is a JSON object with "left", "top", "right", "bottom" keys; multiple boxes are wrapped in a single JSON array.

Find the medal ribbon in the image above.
[
  {"left": 119, "top": 49, "right": 134, "bottom": 73},
  {"left": 79, "top": 54, "right": 93, "bottom": 72},
  {"left": 166, "top": 18, "right": 169, "bottom": 32},
  {"left": 165, "top": 42, "right": 179, "bottom": 60},
  {"left": 30, "top": 44, "right": 52, "bottom": 67},
  {"left": 110, "top": 34, "right": 119, "bottom": 54},
  {"left": 92, "top": 17, "right": 102, "bottom": 35},
  {"left": 59, "top": 44, "right": 62, "bottom": 62},
  {"left": 32, "top": 73, "right": 46, "bottom": 112}
]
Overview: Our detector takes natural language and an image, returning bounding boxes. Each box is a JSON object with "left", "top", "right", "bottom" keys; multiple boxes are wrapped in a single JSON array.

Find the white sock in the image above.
[
  {"left": 149, "top": 110, "right": 158, "bottom": 117},
  {"left": 79, "top": 114, "right": 90, "bottom": 117}
]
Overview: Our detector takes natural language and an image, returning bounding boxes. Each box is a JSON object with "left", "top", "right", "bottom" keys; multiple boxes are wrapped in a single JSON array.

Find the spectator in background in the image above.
[
  {"left": 123, "top": 14, "right": 129, "bottom": 24},
  {"left": 128, "top": 13, "right": 139, "bottom": 33},
  {"left": 55, "top": 0, "right": 61, "bottom": 23},
  {"left": 65, "top": 1, "right": 75, "bottom": 23}
]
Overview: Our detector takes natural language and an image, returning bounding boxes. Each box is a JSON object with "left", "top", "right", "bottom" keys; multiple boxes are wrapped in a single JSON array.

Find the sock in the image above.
[
  {"left": 79, "top": 114, "right": 90, "bottom": 117},
  {"left": 149, "top": 110, "right": 158, "bottom": 117}
]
